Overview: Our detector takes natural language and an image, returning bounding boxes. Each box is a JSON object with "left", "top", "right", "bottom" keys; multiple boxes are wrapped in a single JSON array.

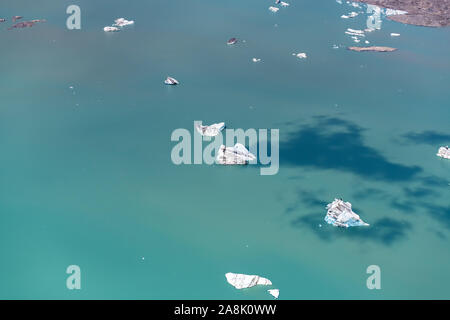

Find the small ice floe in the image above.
[
  {"left": 341, "top": 12, "right": 358, "bottom": 19},
  {"left": 268, "top": 289, "right": 280, "bottom": 299},
  {"left": 325, "top": 199, "right": 369, "bottom": 228},
  {"left": 216, "top": 144, "right": 256, "bottom": 165},
  {"left": 437, "top": 146, "right": 450, "bottom": 160},
  {"left": 227, "top": 37, "right": 237, "bottom": 45},
  {"left": 113, "top": 18, "right": 134, "bottom": 27},
  {"left": 164, "top": 76, "right": 179, "bottom": 85},
  {"left": 293, "top": 52, "right": 307, "bottom": 59},
  {"left": 348, "top": 46, "right": 397, "bottom": 52},
  {"left": 225, "top": 273, "right": 272, "bottom": 289},
  {"left": 365, "top": 40, "right": 370, "bottom": 44},
  {"left": 390, "top": 33, "right": 401, "bottom": 37},
  {"left": 104, "top": 26, "right": 119, "bottom": 32},
  {"left": 345, "top": 28, "right": 365, "bottom": 37},
  {"left": 385, "top": 9, "right": 408, "bottom": 16},
  {"left": 269, "top": 6, "right": 280, "bottom": 13},
  {"left": 332, "top": 44, "right": 340, "bottom": 49},
  {"left": 280, "top": 1, "right": 290, "bottom": 7},
  {"left": 252, "top": 58, "right": 261, "bottom": 63},
  {"left": 195, "top": 122, "right": 225, "bottom": 137}
]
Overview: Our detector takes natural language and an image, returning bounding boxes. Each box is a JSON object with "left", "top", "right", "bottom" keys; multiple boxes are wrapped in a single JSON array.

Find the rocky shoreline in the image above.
[{"left": 355, "top": 0, "right": 450, "bottom": 27}]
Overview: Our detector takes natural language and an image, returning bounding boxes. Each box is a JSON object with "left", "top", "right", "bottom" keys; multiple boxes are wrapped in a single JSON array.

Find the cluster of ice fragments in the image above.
[
  {"left": 341, "top": 12, "right": 359, "bottom": 19},
  {"left": 325, "top": 199, "right": 369, "bottom": 228},
  {"left": 437, "top": 146, "right": 450, "bottom": 159},
  {"left": 104, "top": 18, "right": 134, "bottom": 32},
  {"left": 216, "top": 144, "right": 256, "bottom": 165},
  {"left": 225, "top": 273, "right": 280, "bottom": 299},
  {"left": 269, "top": 1, "right": 290, "bottom": 13}
]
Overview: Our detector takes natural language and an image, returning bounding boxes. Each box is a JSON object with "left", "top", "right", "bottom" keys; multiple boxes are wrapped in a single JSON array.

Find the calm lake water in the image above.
[{"left": 0, "top": 0, "right": 449, "bottom": 299}]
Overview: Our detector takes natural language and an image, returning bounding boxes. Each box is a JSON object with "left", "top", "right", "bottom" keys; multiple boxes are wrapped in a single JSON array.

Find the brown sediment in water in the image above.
[
  {"left": 355, "top": 0, "right": 450, "bottom": 27},
  {"left": 348, "top": 46, "right": 397, "bottom": 52}
]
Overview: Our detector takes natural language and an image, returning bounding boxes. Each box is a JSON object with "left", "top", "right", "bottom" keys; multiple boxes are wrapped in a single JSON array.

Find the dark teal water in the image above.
[{"left": 0, "top": 0, "right": 449, "bottom": 299}]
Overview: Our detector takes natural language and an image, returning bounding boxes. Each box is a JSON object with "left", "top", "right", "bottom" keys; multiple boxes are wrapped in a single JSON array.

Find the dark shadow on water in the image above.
[
  {"left": 280, "top": 116, "right": 422, "bottom": 181},
  {"left": 292, "top": 214, "right": 412, "bottom": 246},
  {"left": 401, "top": 131, "right": 450, "bottom": 145}
]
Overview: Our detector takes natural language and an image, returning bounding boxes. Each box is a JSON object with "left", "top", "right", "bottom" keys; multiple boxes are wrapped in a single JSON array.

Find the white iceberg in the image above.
[
  {"left": 390, "top": 33, "right": 401, "bottom": 37},
  {"left": 195, "top": 122, "right": 225, "bottom": 137},
  {"left": 268, "top": 289, "right": 280, "bottom": 299},
  {"left": 280, "top": 2, "right": 290, "bottom": 7},
  {"left": 216, "top": 144, "right": 256, "bottom": 165},
  {"left": 252, "top": 58, "right": 261, "bottom": 63},
  {"left": 225, "top": 273, "right": 272, "bottom": 289},
  {"left": 269, "top": 6, "right": 279, "bottom": 13},
  {"left": 437, "top": 146, "right": 450, "bottom": 159},
  {"left": 113, "top": 18, "right": 134, "bottom": 27},
  {"left": 293, "top": 52, "right": 307, "bottom": 59},
  {"left": 164, "top": 76, "right": 179, "bottom": 85},
  {"left": 325, "top": 199, "right": 369, "bottom": 228},
  {"left": 104, "top": 26, "right": 119, "bottom": 32}
]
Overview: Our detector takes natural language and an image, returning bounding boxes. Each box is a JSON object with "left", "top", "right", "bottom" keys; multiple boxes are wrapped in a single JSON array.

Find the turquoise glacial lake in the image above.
[{"left": 0, "top": 0, "right": 449, "bottom": 299}]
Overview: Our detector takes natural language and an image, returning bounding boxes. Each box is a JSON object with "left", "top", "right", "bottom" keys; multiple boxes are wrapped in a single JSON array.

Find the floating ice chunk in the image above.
[
  {"left": 342, "top": 12, "right": 358, "bottom": 19},
  {"left": 269, "top": 6, "right": 280, "bottom": 13},
  {"left": 332, "top": 44, "right": 340, "bottom": 49},
  {"left": 227, "top": 37, "right": 237, "bottom": 45},
  {"left": 268, "top": 289, "right": 280, "bottom": 299},
  {"left": 348, "top": 46, "right": 397, "bottom": 52},
  {"left": 390, "top": 33, "right": 401, "bottom": 37},
  {"left": 252, "top": 58, "right": 261, "bottom": 63},
  {"left": 385, "top": 9, "right": 407, "bottom": 16},
  {"left": 164, "top": 76, "right": 179, "bottom": 85},
  {"left": 280, "top": 2, "right": 290, "bottom": 7},
  {"left": 365, "top": 40, "right": 370, "bottom": 44},
  {"left": 113, "top": 18, "right": 134, "bottom": 27},
  {"left": 195, "top": 122, "right": 225, "bottom": 137},
  {"left": 225, "top": 273, "right": 272, "bottom": 289},
  {"left": 325, "top": 199, "right": 369, "bottom": 228},
  {"left": 345, "top": 28, "right": 365, "bottom": 37},
  {"left": 104, "top": 26, "right": 120, "bottom": 32},
  {"left": 437, "top": 146, "right": 450, "bottom": 159},
  {"left": 293, "top": 52, "right": 307, "bottom": 59},
  {"left": 216, "top": 144, "right": 256, "bottom": 165}
]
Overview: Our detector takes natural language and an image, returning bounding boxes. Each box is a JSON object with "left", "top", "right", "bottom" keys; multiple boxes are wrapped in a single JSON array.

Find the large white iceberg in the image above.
[
  {"left": 325, "top": 199, "right": 369, "bottom": 228},
  {"left": 216, "top": 144, "right": 256, "bottom": 165},
  {"left": 437, "top": 146, "right": 450, "bottom": 159},
  {"left": 195, "top": 122, "right": 225, "bottom": 137},
  {"left": 225, "top": 273, "right": 272, "bottom": 289}
]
